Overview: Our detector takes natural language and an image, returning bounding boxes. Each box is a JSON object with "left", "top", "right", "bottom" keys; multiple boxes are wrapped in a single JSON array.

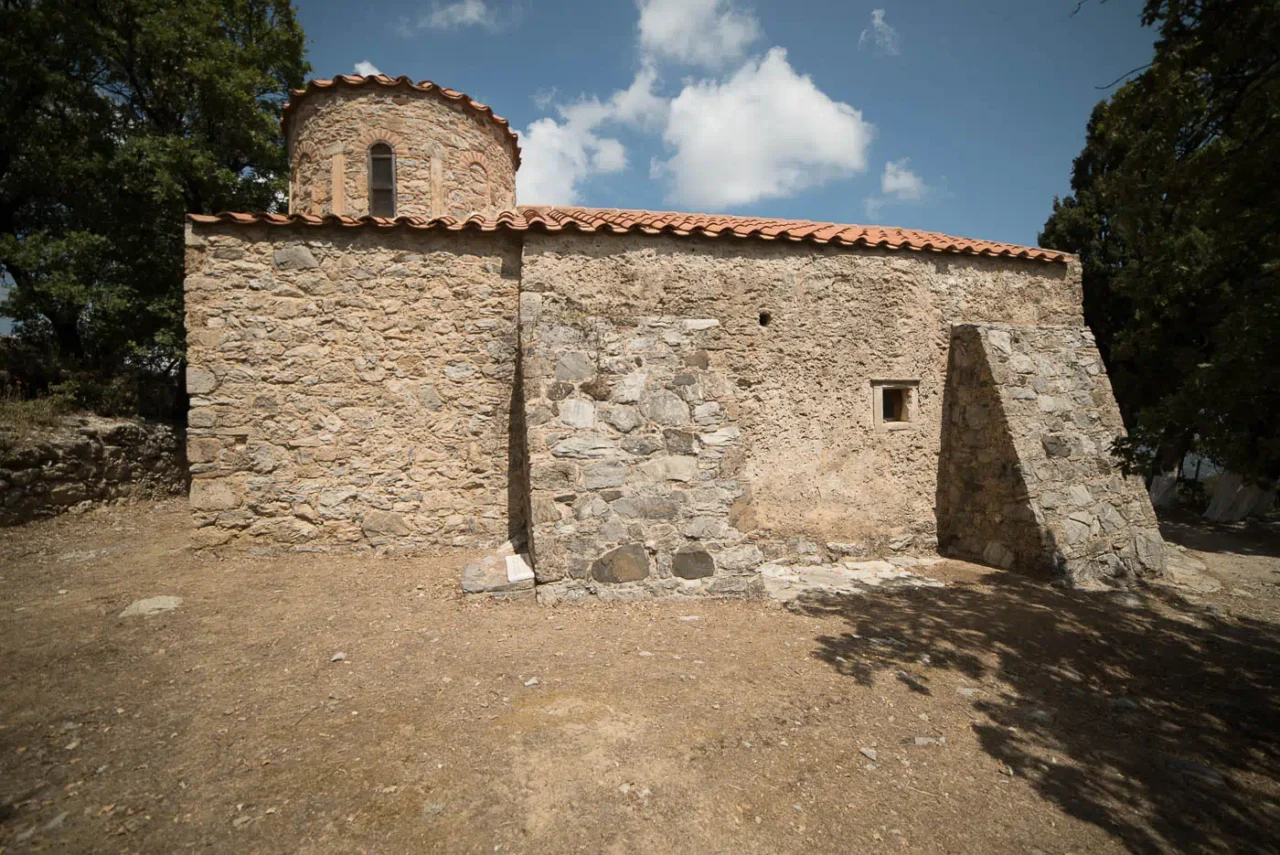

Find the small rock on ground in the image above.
[{"left": 119, "top": 595, "right": 183, "bottom": 618}]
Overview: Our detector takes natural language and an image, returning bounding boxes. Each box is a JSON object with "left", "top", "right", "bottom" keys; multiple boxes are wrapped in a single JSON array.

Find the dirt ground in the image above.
[{"left": 2, "top": 501, "right": 1278, "bottom": 854}]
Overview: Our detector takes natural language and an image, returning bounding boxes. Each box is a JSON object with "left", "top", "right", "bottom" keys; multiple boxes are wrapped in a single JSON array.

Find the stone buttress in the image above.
[{"left": 938, "top": 324, "right": 1166, "bottom": 586}]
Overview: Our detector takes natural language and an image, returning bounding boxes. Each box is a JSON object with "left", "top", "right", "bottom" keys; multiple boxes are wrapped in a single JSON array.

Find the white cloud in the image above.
[
  {"left": 517, "top": 66, "right": 667, "bottom": 204},
  {"left": 353, "top": 60, "right": 382, "bottom": 77},
  {"left": 532, "top": 87, "right": 559, "bottom": 110},
  {"left": 407, "top": 0, "right": 496, "bottom": 33},
  {"left": 521, "top": 3, "right": 879, "bottom": 209},
  {"left": 864, "top": 158, "right": 932, "bottom": 219},
  {"left": 592, "top": 138, "right": 629, "bottom": 173},
  {"left": 653, "top": 48, "right": 874, "bottom": 208},
  {"left": 637, "top": 0, "right": 760, "bottom": 69},
  {"left": 858, "top": 9, "right": 901, "bottom": 56},
  {"left": 881, "top": 158, "right": 927, "bottom": 201}
]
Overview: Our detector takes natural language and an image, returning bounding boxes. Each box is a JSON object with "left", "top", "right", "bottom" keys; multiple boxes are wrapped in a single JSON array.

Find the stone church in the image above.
[{"left": 183, "top": 74, "right": 1166, "bottom": 599}]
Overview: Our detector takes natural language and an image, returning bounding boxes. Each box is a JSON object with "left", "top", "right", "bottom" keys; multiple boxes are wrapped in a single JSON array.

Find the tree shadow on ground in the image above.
[
  {"left": 1159, "top": 508, "right": 1280, "bottom": 559},
  {"left": 804, "top": 573, "right": 1280, "bottom": 854}
]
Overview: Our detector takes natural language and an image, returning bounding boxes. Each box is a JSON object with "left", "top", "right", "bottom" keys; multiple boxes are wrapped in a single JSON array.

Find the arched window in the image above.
[{"left": 368, "top": 142, "right": 396, "bottom": 217}]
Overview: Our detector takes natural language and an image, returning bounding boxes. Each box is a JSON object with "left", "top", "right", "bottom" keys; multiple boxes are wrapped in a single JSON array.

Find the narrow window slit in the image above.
[{"left": 369, "top": 142, "right": 396, "bottom": 217}]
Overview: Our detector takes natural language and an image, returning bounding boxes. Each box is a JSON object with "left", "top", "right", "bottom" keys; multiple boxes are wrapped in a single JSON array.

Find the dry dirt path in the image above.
[{"left": 2, "top": 500, "right": 1278, "bottom": 853}]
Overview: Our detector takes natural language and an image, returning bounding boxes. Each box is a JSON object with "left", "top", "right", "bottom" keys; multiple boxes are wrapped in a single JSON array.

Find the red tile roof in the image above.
[
  {"left": 188, "top": 207, "right": 1074, "bottom": 264},
  {"left": 283, "top": 75, "right": 521, "bottom": 168}
]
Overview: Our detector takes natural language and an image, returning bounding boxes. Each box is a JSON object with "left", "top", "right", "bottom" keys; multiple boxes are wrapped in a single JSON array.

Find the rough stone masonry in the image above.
[{"left": 182, "top": 74, "right": 1166, "bottom": 594}]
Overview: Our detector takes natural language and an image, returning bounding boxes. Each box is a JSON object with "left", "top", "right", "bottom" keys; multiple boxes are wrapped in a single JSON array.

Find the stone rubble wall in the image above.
[
  {"left": 938, "top": 324, "right": 1166, "bottom": 586},
  {"left": 521, "top": 300, "right": 757, "bottom": 601},
  {"left": 183, "top": 223, "right": 522, "bottom": 551},
  {"left": 519, "top": 233, "right": 1084, "bottom": 599},
  {"left": 0, "top": 416, "right": 186, "bottom": 526},
  {"left": 288, "top": 87, "right": 518, "bottom": 219}
]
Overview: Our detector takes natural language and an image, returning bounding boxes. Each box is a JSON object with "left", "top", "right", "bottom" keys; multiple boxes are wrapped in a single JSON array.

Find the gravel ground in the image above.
[{"left": 1, "top": 500, "right": 1278, "bottom": 853}]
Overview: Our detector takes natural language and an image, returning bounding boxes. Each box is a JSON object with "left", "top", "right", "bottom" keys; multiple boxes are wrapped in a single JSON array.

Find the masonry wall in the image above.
[
  {"left": 938, "top": 324, "right": 1165, "bottom": 586},
  {"left": 288, "top": 88, "right": 518, "bottom": 219},
  {"left": 519, "top": 232, "right": 1083, "bottom": 598},
  {"left": 0, "top": 416, "right": 186, "bottom": 526},
  {"left": 183, "top": 223, "right": 521, "bottom": 550}
]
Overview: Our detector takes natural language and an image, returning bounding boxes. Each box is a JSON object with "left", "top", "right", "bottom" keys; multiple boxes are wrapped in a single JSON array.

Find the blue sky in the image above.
[
  {"left": 0, "top": 0, "right": 1157, "bottom": 336},
  {"left": 298, "top": 0, "right": 1156, "bottom": 248}
]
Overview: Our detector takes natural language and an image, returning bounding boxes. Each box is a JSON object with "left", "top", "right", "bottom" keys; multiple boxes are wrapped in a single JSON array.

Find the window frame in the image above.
[
  {"left": 871, "top": 380, "right": 920, "bottom": 431},
  {"left": 367, "top": 142, "right": 397, "bottom": 217}
]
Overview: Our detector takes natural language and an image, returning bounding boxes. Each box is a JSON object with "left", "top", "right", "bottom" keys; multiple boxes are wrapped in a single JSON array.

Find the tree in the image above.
[
  {"left": 1041, "top": 0, "right": 1280, "bottom": 483},
  {"left": 0, "top": 0, "right": 308, "bottom": 417}
]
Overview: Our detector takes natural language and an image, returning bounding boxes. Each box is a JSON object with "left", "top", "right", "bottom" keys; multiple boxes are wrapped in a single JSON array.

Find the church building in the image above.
[{"left": 183, "top": 75, "right": 1166, "bottom": 599}]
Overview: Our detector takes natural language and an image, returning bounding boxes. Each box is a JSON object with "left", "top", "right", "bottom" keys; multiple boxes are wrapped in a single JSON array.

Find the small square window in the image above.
[
  {"left": 872, "top": 380, "right": 918, "bottom": 430},
  {"left": 883, "top": 387, "right": 908, "bottom": 422}
]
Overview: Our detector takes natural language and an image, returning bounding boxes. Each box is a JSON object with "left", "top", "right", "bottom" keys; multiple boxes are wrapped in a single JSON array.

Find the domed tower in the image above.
[{"left": 283, "top": 75, "right": 520, "bottom": 219}]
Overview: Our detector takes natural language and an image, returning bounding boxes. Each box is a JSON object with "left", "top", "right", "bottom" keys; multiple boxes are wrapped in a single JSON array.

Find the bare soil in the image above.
[{"left": 2, "top": 500, "right": 1278, "bottom": 853}]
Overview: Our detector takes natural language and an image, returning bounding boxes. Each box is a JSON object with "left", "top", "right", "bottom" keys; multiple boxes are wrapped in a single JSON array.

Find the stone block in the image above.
[
  {"left": 190, "top": 479, "right": 241, "bottom": 511},
  {"left": 551, "top": 435, "right": 617, "bottom": 459},
  {"left": 186, "top": 366, "right": 219, "bottom": 395},
  {"left": 620, "top": 435, "right": 664, "bottom": 456},
  {"left": 591, "top": 543, "right": 650, "bottom": 583},
  {"left": 273, "top": 246, "right": 319, "bottom": 270},
  {"left": 555, "top": 352, "right": 594, "bottom": 383},
  {"left": 672, "top": 546, "right": 715, "bottom": 579},
  {"left": 612, "top": 496, "right": 681, "bottom": 520},
  {"left": 717, "top": 543, "right": 764, "bottom": 571},
  {"left": 638, "top": 455, "right": 698, "bottom": 482},
  {"left": 248, "top": 516, "right": 317, "bottom": 543},
  {"left": 663, "top": 429, "right": 699, "bottom": 455},
  {"left": 559, "top": 398, "right": 596, "bottom": 428},
  {"left": 362, "top": 510, "right": 412, "bottom": 537},
  {"left": 700, "top": 427, "right": 740, "bottom": 446},
  {"left": 602, "top": 405, "right": 643, "bottom": 433},
  {"left": 462, "top": 554, "right": 535, "bottom": 594},
  {"left": 583, "top": 460, "right": 628, "bottom": 489},
  {"left": 612, "top": 372, "right": 649, "bottom": 403},
  {"left": 641, "top": 390, "right": 691, "bottom": 425}
]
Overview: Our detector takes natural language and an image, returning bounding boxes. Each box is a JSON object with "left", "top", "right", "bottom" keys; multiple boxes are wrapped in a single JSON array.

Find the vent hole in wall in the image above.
[{"left": 758, "top": 311, "right": 772, "bottom": 327}]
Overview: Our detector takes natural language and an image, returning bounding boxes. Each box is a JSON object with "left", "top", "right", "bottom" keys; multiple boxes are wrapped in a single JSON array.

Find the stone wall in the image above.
[
  {"left": 288, "top": 87, "right": 517, "bottom": 219},
  {"left": 0, "top": 416, "right": 185, "bottom": 526},
  {"left": 519, "top": 233, "right": 1083, "bottom": 598},
  {"left": 183, "top": 222, "right": 522, "bottom": 551},
  {"left": 938, "top": 324, "right": 1165, "bottom": 587}
]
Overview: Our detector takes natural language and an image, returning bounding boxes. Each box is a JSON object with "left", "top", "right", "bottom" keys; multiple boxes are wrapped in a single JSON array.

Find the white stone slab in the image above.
[{"left": 506, "top": 554, "right": 535, "bottom": 584}]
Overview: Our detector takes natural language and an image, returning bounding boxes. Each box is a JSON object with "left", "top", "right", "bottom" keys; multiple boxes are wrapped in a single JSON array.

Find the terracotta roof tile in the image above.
[
  {"left": 282, "top": 75, "right": 521, "bottom": 168},
  {"left": 188, "top": 206, "right": 1074, "bottom": 264}
]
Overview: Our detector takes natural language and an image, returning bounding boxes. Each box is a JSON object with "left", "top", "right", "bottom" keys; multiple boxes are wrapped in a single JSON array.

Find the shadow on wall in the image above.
[
  {"left": 800, "top": 576, "right": 1280, "bottom": 854},
  {"left": 507, "top": 344, "right": 532, "bottom": 556},
  {"left": 935, "top": 327, "right": 1049, "bottom": 576}
]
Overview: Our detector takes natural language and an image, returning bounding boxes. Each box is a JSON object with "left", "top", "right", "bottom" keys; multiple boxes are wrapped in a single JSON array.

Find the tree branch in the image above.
[{"left": 1097, "top": 62, "right": 1152, "bottom": 90}]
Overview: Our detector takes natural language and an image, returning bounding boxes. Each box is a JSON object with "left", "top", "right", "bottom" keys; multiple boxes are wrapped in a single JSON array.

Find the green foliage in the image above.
[
  {"left": 1041, "top": 0, "right": 1280, "bottom": 482},
  {"left": 0, "top": 0, "right": 309, "bottom": 419}
]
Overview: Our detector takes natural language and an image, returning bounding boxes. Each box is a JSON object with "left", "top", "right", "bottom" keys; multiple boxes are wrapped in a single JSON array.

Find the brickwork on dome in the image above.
[
  {"left": 182, "top": 222, "right": 522, "bottom": 551},
  {"left": 287, "top": 87, "right": 517, "bottom": 219},
  {"left": 938, "top": 324, "right": 1165, "bottom": 586}
]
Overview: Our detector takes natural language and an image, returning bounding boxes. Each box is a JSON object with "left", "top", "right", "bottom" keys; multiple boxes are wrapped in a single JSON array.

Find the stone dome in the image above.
[{"left": 284, "top": 75, "right": 519, "bottom": 219}]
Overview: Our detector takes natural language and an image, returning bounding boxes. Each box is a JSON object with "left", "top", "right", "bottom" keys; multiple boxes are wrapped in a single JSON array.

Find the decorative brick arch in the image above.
[
  {"left": 292, "top": 141, "right": 320, "bottom": 166},
  {"left": 290, "top": 142, "right": 321, "bottom": 214},
  {"left": 357, "top": 127, "right": 407, "bottom": 152},
  {"left": 459, "top": 151, "right": 492, "bottom": 210}
]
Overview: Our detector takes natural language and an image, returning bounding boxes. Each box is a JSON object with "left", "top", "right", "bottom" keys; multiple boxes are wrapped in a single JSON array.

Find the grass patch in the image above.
[{"left": 0, "top": 394, "right": 71, "bottom": 454}]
